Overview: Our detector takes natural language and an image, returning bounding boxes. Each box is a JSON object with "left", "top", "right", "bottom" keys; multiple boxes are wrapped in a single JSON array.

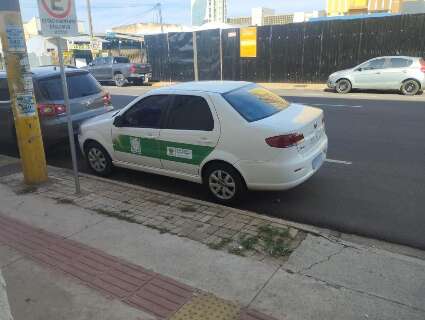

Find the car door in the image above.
[
  {"left": 88, "top": 58, "right": 102, "bottom": 79},
  {"left": 352, "top": 58, "right": 387, "bottom": 89},
  {"left": 159, "top": 93, "right": 220, "bottom": 176},
  {"left": 98, "top": 57, "right": 113, "bottom": 80},
  {"left": 0, "top": 78, "right": 14, "bottom": 144},
  {"left": 380, "top": 57, "right": 413, "bottom": 89},
  {"left": 111, "top": 94, "right": 171, "bottom": 169}
]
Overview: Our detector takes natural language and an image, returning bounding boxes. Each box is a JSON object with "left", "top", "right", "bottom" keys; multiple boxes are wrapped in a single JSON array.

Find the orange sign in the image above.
[{"left": 240, "top": 27, "right": 257, "bottom": 58}]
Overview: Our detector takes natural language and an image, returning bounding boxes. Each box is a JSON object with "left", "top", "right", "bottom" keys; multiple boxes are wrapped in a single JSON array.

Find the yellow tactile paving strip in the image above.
[{"left": 170, "top": 294, "right": 241, "bottom": 320}]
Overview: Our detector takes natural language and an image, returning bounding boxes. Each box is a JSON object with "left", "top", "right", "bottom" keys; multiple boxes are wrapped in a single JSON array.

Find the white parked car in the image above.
[
  {"left": 327, "top": 56, "right": 425, "bottom": 95},
  {"left": 78, "top": 82, "right": 328, "bottom": 203}
]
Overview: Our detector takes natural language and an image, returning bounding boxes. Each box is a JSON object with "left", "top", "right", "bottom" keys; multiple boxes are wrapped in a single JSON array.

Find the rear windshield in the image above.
[
  {"left": 222, "top": 84, "right": 290, "bottom": 122},
  {"left": 0, "top": 78, "right": 10, "bottom": 101},
  {"left": 114, "top": 57, "right": 130, "bottom": 64},
  {"left": 37, "top": 72, "right": 102, "bottom": 100}
]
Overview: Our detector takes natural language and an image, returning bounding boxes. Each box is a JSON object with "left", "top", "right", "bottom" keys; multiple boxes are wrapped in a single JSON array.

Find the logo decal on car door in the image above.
[
  {"left": 130, "top": 136, "right": 142, "bottom": 154},
  {"left": 166, "top": 147, "right": 193, "bottom": 160}
]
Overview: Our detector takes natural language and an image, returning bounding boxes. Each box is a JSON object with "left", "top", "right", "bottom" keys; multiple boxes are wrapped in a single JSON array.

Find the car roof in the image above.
[
  {"left": 155, "top": 81, "right": 252, "bottom": 94},
  {"left": 0, "top": 66, "right": 88, "bottom": 79},
  {"left": 372, "top": 56, "right": 420, "bottom": 60}
]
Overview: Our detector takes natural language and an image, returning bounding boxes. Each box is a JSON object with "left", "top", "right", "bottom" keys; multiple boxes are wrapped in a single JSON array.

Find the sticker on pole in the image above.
[
  {"left": 16, "top": 94, "right": 37, "bottom": 117},
  {"left": 37, "top": 0, "right": 78, "bottom": 37},
  {"left": 6, "top": 25, "right": 26, "bottom": 52}
]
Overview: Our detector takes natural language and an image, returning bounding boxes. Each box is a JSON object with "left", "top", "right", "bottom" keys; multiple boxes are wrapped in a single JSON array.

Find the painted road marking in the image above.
[
  {"left": 309, "top": 103, "right": 363, "bottom": 108},
  {"left": 326, "top": 158, "right": 353, "bottom": 165}
]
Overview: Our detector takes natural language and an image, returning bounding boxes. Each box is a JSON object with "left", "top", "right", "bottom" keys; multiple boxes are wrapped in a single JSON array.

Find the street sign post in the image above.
[
  {"left": 37, "top": 0, "right": 80, "bottom": 193},
  {"left": 0, "top": 0, "right": 48, "bottom": 185}
]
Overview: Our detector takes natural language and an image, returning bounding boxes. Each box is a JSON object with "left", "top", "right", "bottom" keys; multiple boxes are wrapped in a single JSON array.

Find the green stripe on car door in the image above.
[{"left": 113, "top": 135, "right": 214, "bottom": 165}]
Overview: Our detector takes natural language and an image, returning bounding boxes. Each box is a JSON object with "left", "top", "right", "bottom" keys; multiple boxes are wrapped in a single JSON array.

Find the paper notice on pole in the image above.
[
  {"left": 6, "top": 25, "right": 26, "bottom": 52},
  {"left": 16, "top": 94, "right": 37, "bottom": 117},
  {"left": 37, "top": 0, "right": 78, "bottom": 37}
]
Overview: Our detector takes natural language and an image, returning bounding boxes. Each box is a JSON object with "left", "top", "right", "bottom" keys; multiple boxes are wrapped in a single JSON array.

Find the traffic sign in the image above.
[{"left": 37, "top": 0, "right": 78, "bottom": 36}]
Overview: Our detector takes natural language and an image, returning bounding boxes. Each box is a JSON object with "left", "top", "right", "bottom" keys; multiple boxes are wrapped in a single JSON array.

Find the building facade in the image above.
[
  {"left": 327, "top": 0, "right": 425, "bottom": 15},
  {"left": 191, "top": 0, "right": 208, "bottom": 26},
  {"left": 206, "top": 0, "right": 228, "bottom": 24},
  {"left": 226, "top": 16, "right": 252, "bottom": 26},
  {"left": 327, "top": 0, "right": 369, "bottom": 16},
  {"left": 401, "top": 0, "right": 425, "bottom": 13},
  {"left": 112, "top": 23, "right": 184, "bottom": 35}
]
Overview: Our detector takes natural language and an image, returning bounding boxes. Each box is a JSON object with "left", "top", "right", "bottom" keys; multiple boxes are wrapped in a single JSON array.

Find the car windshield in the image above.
[
  {"left": 222, "top": 84, "right": 290, "bottom": 122},
  {"left": 114, "top": 57, "right": 130, "bottom": 64},
  {"left": 37, "top": 72, "right": 102, "bottom": 100}
]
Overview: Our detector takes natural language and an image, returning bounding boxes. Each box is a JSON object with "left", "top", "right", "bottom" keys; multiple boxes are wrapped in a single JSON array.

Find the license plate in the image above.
[{"left": 312, "top": 153, "right": 325, "bottom": 170}]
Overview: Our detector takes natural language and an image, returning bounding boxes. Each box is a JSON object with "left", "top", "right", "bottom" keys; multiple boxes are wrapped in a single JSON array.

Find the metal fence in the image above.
[{"left": 145, "top": 13, "right": 425, "bottom": 83}]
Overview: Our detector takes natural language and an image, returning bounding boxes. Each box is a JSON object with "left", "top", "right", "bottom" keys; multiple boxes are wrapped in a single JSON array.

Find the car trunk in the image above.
[{"left": 255, "top": 103, "right": 325, "bottom": 156}]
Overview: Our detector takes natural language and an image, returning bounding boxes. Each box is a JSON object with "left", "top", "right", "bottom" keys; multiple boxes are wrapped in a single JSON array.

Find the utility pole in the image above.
[
  {"left": 86, "top": 0, "right": 94, "bottom": 38},
  {"left": 0, "top": 0, "right": 48, "bottom": 184},
  {"left": 157, "top": 3, "right": 164, "bottom": 33}
]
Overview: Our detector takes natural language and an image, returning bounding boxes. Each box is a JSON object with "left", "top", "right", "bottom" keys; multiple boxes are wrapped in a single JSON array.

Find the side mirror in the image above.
[
  {"left": 356, "top": 68, "right": 362, "bottom": 72},
  {"left": 113, "top": 115, "right": 124, "bottom": 127},
  {"left": 88, "top": 62, "right": 93, "bottom": 66}
]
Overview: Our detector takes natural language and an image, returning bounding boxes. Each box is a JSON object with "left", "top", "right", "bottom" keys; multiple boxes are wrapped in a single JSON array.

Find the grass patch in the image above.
[
  {"left": 238, "top": 234, "right": 258, "bottom": 251},
  {"left": 208, "top": 238, "right": 231, "bottom": 250},
  {"left": 257, "top": 225, "right": 293, "bottom": 257}
]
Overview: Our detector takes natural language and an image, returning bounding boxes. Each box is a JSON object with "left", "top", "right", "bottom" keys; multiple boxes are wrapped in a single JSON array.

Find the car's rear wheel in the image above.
[
  {"left": 203, "top": 163, "right": 246, "bottom": 204},
  {"left": 114, "top": 73, "right": 127, "bottom": 87},
  {"left": 85, "top": 142, "right": 112, "bottom": 176},
  {"left": 336, "top": 79, "right": 352, "bottom": 94},
  {"left": 401, "top": 80, "right": 420, "bottom": 96}
]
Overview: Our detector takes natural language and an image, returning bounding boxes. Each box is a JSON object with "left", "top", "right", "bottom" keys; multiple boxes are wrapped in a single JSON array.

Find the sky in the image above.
[{"left": 19, "top": 0, "right": 326, "bottom": 32}]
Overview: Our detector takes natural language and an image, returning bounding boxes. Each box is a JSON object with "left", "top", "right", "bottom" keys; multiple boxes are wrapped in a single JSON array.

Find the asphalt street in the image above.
[{"left": 1, "top": 91, "right": 424, "bottom": 250}]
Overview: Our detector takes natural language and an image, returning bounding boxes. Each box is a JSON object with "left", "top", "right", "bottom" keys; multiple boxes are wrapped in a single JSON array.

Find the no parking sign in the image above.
[{"left": 37, "top": 0, "right": 78, "bottom": 36}]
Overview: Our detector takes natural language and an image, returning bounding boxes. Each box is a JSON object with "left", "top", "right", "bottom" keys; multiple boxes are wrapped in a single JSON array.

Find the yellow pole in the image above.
[{"left": 0, "top": 0, "right": 48, "bottom": 184}]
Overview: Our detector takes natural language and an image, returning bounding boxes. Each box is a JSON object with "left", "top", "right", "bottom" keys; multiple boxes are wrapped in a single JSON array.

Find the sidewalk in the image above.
[{"left": 0, "top": 155, "right": 424, "bottom": 320}]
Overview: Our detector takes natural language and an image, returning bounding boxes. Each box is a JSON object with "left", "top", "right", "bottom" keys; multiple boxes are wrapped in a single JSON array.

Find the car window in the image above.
[
  {"left": 92, "top": 58, "right": 101, "bottom": 65},
  {"left": 122, "top": 95, "right": 169, "bottom": 128},
  {"left": 166, "top": 95, "right": 214, "bottom": 131},
  {"left": 114, "top": 57, "right": 130, "bottom": 64},
  {"left": 362, "top": 58, "right": 386, "bottom": 70},
  {"left": 222, "top": 84, "right": 290, "bottom": 122},
  {"left": 37, "top": 72, "right": 102, "bottom": 100},
  {"left": 0, "top": 79, "right": 10, "bottom": 101},
  {"left": 389, "top": 58, "right": 412, "bottom": 68}
]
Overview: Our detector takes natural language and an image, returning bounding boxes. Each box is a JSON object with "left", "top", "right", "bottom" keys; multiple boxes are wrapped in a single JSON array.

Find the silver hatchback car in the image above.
[
  {"left": 327, "top": 56, "right": 425, "bottom": 95},
  {"left": 0, "top": 66, "right": 114, "bottom": 149}
]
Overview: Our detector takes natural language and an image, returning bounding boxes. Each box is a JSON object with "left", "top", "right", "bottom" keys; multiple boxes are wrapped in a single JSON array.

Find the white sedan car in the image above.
[{"left": 78, "top": 81, "right": 328, "bottom": 203}]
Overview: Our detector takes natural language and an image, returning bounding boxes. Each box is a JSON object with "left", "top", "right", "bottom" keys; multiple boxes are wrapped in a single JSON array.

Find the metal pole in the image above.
[
  {"left": 57, "top": 38, "right": 81, "bottom": 194},
  {"left": 158, "top": 3, "right": 164, "bottom": 33},
  {"left": 219, "top": 28, "right": 223, "bottom": 80},
  {"left": 193, "top": 31, "right": 199, "bottom": 81},
  {"left": 86, "top": 0, "right": 94, "bottom": 38}
]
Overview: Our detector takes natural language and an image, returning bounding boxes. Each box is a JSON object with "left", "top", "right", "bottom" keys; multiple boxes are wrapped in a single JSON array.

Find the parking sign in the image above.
[{"left": 37, "top": 0, "right": 78, "bottom": 37}]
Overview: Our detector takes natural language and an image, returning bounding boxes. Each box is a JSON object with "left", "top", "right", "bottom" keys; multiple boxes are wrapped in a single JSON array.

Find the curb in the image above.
[{"left": 0, "top": 271, "right": 13, "bottom": 320}]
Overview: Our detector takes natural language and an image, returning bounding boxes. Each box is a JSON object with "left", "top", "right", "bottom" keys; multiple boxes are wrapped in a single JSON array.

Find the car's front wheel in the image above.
[
  {"left": 114, "top": 73, "right": 127, "bottom": 87},
  {"left": 203, "top": 163, "right": 246, "bottom": 204},
  {"left": 335, "top": 79, "right": 352, "bottom": 94},
  {"left": 401, "top": 80, "right": 420, "bottom": 96},
  {"left": 85, "top": 142, "right": 112, "bottom": 176}
]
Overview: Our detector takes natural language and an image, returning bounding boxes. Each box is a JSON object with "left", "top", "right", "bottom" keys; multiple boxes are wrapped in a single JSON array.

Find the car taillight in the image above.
[
  {"left": 37, "top": 104, "right": 66, "bottom": 117},
  {"left": 265, "top": 133, "right": 304, "bottom": 148},
  {"left": 129, "top": 64, "right": 137, "bottom": 73},
  {"left": 103, "top": 92, "right": 111, "bottom": 106},
  {"left": 420, "top": 59, "right": 425, "bottom": 73}
]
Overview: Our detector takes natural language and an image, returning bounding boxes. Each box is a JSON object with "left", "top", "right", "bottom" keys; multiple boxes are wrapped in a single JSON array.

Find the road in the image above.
[{"left": 1, "top": 89, "right": 424, "bottom": 250}]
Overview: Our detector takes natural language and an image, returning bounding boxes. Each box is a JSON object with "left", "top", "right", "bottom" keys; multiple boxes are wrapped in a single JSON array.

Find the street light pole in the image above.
[
  {"left": 157, "top": 3, "right": 164, "bottom": 33},
  {"left": 86, "top": 0, "right": 94, "bottom": 38}
]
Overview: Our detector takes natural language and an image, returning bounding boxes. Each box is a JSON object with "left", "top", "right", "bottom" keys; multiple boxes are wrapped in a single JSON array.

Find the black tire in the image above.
[
  {"left": 114, "top": 73, "right": 127, "bottom": 87},
  {"left": 401, "top": 80, "right": 420, "bottom": 96},
  {"left": 84, "top": 141, "right": 113, "bottom": 176},
  {"left": 203, "top": 163, "right": 246, "bottom": 204},
  {"left": 335, "top": 79, "right": 352, "bottom": 94}
]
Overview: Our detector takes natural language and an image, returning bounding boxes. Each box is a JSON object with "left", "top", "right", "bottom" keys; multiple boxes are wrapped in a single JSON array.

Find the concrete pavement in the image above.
[
  {"left": 0, "top": 156, "right": 424, "bottom": 319},
  {"left": 0, "top": 271, "right": 12, "bottom": 320}
]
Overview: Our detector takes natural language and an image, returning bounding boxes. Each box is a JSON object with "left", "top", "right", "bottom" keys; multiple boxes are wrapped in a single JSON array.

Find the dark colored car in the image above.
[
  {"left": 84, "top": 56, "right": 152, "bottom": 87},
  {"left": 0, "top": 66, "right": 114, "bottom": 149}
]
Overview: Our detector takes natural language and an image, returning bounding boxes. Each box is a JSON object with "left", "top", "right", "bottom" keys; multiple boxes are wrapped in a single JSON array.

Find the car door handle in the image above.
[
  {"left": 375, "top": 72, "right": 381, "bottom": 74},
  {"left": 198, "top": 137, "right": 212, "bottom": 144}
]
